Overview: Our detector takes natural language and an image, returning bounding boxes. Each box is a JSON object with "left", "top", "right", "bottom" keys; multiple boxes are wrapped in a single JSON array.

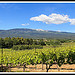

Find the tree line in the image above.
[{"left": 0, "top": 37, "right": 73, "bottom": 49}]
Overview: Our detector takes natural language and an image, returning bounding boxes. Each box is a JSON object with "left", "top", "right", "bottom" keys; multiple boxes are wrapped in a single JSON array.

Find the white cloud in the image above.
[
  {"left": 69, "top": 19, "right": 75, "bottom": 25},
  {"left": 21, "top": 23, "right": 29, "bottom": 26},
  {"left": 30, "top": 13, "right": 75, "bottom": 25}
]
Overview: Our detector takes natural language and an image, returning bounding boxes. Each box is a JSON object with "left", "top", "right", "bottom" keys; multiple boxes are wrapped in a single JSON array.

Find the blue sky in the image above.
[{"left": 0, "top": 3, "right": 75, "bottom": 33}]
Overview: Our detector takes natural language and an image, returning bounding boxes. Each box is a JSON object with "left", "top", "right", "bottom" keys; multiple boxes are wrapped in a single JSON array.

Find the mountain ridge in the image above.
[{"left": 0, "top": 28, "right": 75, "bottom": 39}]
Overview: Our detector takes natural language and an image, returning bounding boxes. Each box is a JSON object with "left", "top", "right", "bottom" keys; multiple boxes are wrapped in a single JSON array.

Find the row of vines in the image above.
[{"left": 0, "top": 44, "right": 75, "bottom": 72}]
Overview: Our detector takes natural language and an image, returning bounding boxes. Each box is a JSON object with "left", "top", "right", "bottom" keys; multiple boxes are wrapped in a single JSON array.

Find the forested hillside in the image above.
[{"left": 0, "top": 28, "right": 75, "bottom": 39}]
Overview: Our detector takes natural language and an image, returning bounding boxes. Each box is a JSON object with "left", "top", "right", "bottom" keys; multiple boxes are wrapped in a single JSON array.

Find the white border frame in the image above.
[
  {"left": 0, "top": 1, "right": 75, "bottom": 74},
  {"left": 0, "top": 1, "right": 75, "bottom": 3}
]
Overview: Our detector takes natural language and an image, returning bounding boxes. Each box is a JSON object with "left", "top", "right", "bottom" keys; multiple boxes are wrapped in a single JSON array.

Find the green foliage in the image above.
[
  {"left": 0, "top": 37, "right": 73, "bottom": 49},
  {"left": 12, "top": 45, "right": 43, "bottom": 50},
  {"left": 67, "top": 51, "right": 75, "bottom": 64},
  {"left": 46, "top": 39, "right": 61, "bottom": 47},
  {"left": 57, "top": 54, "right": 65, "bottom": 67},
  {"left": 0, "top": 38, "right": 75, "bottom": 72},
  {"left": 4, "top": 37, "right": 13, "bottom": 48},
  {"left": 0, "top": 38, "right": 5, "bottom": 48},
  {"left": 39, "top": 52, "right": 47, "bottom": 63}
]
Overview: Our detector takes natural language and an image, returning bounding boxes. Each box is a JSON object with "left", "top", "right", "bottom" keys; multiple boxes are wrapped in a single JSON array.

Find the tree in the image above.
[
  {"left": 0, "top": 38, "right": 5, "bottom": 71},
  {"left": 24, "top": 38, "right": 30, "bottom": 45},
  {"left": 39, "top": 39, "right": 46, "bottom": 46},
  {"left": 0, "top": 38, "right": 5, "bottom": 48},
  {"left": 33, "top": 40, "right": 38, "bottom": 45},
  {"left": 12, "top": 38, "right": 19, "bottom": 45},
  {"left": 29, "top": 39, "right": 33, "bottom": 45},
  {"left": 4, "top": 37, "right": 13, "bottom": 48}
]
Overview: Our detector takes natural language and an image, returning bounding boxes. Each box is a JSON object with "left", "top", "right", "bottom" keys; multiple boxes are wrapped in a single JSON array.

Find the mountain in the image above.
[{"left": 0, "top": 28, "right": 75, "bottom": 39}]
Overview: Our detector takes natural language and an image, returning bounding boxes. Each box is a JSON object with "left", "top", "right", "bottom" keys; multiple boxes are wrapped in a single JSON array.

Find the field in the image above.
[{"left": 0, "top": 42, "right": 75, "bottom": 72}]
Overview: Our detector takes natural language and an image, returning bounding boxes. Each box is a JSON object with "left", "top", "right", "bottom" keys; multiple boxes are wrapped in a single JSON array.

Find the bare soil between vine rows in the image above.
[{"left": 7, "top": 64, "right": 75, "bottom": 72}]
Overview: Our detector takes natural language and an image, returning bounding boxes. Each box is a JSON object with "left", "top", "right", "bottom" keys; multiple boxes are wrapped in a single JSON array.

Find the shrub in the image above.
[
  {"left": 12, "top": 45, "right": 18, "bottom": 50},
  {"left": 12, "top": 45, "right": 43, "bottom": 50}
]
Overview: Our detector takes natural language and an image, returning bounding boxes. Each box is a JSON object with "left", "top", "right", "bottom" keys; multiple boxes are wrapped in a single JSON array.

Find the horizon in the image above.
[
  {"left": 0, "top": 27, "right": 74, "bottom": 33},
  {"left": 0, "top": 2, "right": 75, "bottom": 33}
]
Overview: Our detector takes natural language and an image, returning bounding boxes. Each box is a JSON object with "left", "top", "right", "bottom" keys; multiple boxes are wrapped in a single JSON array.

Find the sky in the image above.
[{"left": 1, "top": 2, "right": 75, "bottom": 33}]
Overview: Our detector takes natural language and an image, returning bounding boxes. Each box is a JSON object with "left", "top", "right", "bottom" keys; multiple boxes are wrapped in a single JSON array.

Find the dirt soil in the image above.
[{"left": 7, "top": 64, "right": 75, "bottom": 72}]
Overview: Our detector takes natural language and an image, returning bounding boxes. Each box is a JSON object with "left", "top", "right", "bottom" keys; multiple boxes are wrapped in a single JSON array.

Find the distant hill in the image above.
[{"left": 0, "top": 28, "right": 75, "bottom": 39}]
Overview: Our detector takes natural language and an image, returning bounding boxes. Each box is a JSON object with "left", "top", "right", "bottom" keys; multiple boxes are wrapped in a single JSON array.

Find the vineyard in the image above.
[{"left": 0, "top": 42, "right": 75, "bottom": 72}]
